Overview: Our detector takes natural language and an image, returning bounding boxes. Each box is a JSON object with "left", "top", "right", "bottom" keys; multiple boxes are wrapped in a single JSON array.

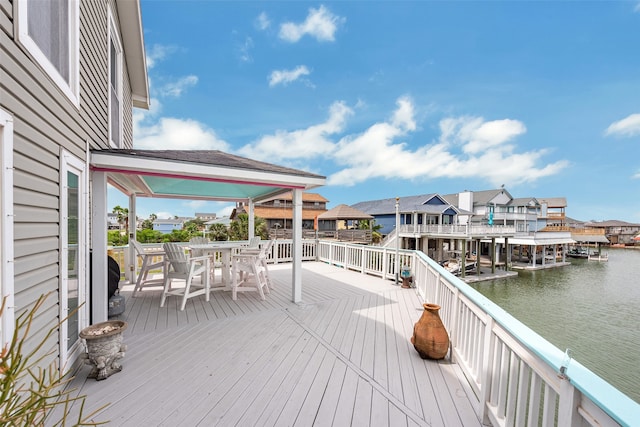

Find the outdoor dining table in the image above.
[{"left": 188, "top": 241, "right": 247, "bottom": 288}]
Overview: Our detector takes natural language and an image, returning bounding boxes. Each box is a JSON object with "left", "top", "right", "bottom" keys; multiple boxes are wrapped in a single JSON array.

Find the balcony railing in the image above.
[
  {"left": 109, "top": 240, "right": 638, "bottom": 425},
  {"left": 316, "top": 240, "right": 638, "bottom": 426},
  {"left": 398, "top": 223, "right": 516, "bottom": 237}
]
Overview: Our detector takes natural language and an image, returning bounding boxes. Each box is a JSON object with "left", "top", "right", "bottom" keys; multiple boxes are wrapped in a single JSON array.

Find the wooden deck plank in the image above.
[
  {"left": 271, "top": 346, "right": 330, "bottom": 425},
  {"left": 234, "top": 330, "right": 318, "bottom": 426},
  {"left": 312, "top": 359, "right": 348, "bottom": 426},
  {"left": 351, "top": 376, "right": 373, "bottom": 427},
  {"left": 252, "top": 339, "right": 322, "bottom": 427},
  {"left": 390, "top": 289, "right": 425, "bottom": 417},
  {"left": 292, "top": 351, "right": 339, "bottom": 426},
  {"left": 370, "top": 390, "right": 390, "bottom": 427},
  {"left": 198, "top": 318, "right": 306, "bottom": 425},
  {"left": 155, "top": 313, "right": 294, "bottom": 426},
  {"left": 373, "top": 292, "right": 389, "bottom": 390},
  {"left": 332, "top": 367, "right": 360, "bottom": 426},
  {"left": 67, "top": 262, "right": 483, "bottom": 427}
]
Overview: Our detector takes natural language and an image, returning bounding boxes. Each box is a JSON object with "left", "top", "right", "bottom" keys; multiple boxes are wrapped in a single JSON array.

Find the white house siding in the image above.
[{"left": 0, "top": 0, "right": 136, "bottom": 367}]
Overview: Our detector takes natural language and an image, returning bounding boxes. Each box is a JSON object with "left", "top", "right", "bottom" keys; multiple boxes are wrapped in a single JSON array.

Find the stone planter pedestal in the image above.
[{"left": 79, "top": 320, "right": 127, "bottom": 381}]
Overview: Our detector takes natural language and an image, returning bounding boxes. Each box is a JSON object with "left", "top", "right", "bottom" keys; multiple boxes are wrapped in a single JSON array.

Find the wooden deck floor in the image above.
[{"left": 69, "top": 262, "right": 482, "bottom": 426}]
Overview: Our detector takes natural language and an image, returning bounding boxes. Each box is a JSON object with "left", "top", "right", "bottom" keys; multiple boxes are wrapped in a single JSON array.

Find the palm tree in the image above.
[
  {"left": 112, "top": 205, "right": 129, "bottom": 232},
  {"left": 229, "top": 213, "right": 267, "bottom": 240}
]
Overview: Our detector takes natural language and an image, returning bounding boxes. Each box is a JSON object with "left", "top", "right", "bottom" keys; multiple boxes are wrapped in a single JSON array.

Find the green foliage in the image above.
[
  {"left": 228, "top": 214, "right": 267, "bottom": 240},
  {"left": 208, "top": 223, "right": 229, "bottom": 241},
  {"left": 136, "top": 229, "right": 163, "bottom": 243},
  {"left": 107, "top": 230, "right": 128, "bottom": 246},
  {"left": 140, "top": 219, "right": 154, "bottom": 230},
  {"left": 111, "top": 206, "right": 128, "bottom": 229},
  {"left": 0, "top": 294, "right": 107, "bottom": 425}
]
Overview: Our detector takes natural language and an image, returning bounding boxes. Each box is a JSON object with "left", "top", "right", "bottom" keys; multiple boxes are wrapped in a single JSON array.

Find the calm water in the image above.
[{"left": 469, "top": 247, "right": 640, "bottom": 404}]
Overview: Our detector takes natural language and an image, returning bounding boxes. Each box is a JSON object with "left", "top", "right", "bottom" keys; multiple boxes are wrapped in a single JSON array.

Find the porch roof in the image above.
[{"left": 91, "top": 149, "right": 326, "bottom": 203}]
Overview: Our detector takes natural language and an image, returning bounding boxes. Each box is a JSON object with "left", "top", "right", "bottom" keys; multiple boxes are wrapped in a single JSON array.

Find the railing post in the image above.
[
  {"left": 558, "top": 378, "right": 581, "bottom": 427},
  {"left": 478, "top": 315, "right": 496, "bottom": 425}
]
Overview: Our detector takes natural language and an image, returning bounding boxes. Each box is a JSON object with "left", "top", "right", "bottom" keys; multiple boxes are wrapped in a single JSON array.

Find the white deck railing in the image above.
[
  {"left": 316, "top": 240, "right": 638, "bottom": 427},
  {"left": 110, "top": 240, "right": 638, "bottom": 426},
  {"left": 399, "top": 223, "right": 516, "bottom": 236}
]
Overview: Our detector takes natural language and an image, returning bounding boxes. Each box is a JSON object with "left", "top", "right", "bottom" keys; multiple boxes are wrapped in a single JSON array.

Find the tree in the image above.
[
  {"left": 107, "top": 230, "right": 128, "bottom": 246},
  {"left": 357, "top": 219, "right": 383, "bottom": 244},
  {"left": 112, "top": 205, "right": 129, "bottom": 232},
  {"left": 229, "top": 214, "right": 267, "bottom": 240},
  {"left": 208, "top": 223, "right": 229, "bottom": 241},
  {"left": 136, "top": 228, "right": 163, "bottom": 243},
  {"left": 140, "top": 213, "right": 157, "bottom": 231}
]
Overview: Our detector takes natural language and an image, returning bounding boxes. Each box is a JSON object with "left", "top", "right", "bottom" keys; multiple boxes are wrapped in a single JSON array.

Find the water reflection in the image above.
[{"left": 470, "top": 248, "right": 640, "bottom": 403}]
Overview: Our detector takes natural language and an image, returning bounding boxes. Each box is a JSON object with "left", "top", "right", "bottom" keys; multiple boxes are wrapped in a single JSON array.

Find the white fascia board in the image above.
[
  {"left": 91, "top": 152, "right": 326, "bottom": 189},
  {"left": 115, "top": 0, "right": 149, "bottom": 109}
]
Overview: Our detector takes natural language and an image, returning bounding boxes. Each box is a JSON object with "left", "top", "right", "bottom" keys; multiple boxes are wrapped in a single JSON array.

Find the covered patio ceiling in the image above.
[
  {"left": 90, "top": 149, "right": 326, "bottom": 202},
  {"left": 89, "top": 149, "right": 326, "bottom": 322}
]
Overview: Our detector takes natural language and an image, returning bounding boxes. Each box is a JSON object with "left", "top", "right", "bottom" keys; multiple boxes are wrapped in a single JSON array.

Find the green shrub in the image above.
[{"left": 0, "top": 294, "right": 107, "bottom": 425}]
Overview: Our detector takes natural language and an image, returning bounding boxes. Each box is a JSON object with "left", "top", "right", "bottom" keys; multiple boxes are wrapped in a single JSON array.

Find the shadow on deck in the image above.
[{"left": 68, "top": 262, "right": 482, "bottom": 426}]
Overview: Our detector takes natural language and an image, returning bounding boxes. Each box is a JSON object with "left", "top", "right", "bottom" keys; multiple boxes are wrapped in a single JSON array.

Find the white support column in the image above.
[
  {"left": 248, "top": 199, "right": 255, "bottom": 239},
  {"left": 128, "top": 194, "right": 137, "bottom": 283},
  {"left": 91, "top": 171, "right": 108, "bottom": 323},
  {"left": 291, "top": 189, "right": 303, "bottom": 302}
]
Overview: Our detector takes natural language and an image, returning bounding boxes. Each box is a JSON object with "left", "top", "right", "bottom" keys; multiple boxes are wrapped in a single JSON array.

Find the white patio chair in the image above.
[
  {"left": 230, "top": 240, "right": 272, "bottom": 300},
  {"left": 161, "top": 242, "right": 211, "bottom": 311},
  {"left": 235, "top": 238, "right": 274, "bottom": 290},
  {"left": 131, "top": 240, "right": 166, "bottom": 297}
]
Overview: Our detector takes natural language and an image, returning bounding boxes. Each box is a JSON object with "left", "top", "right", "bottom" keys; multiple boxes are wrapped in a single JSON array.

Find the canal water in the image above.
[{"left": 469, "top": 247, "right": 640, "bottom": 404}]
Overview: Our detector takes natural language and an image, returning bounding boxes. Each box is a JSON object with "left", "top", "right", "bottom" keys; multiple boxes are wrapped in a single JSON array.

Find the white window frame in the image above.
[
  {"left": 108, "top": 7, "right": 123, "bottom": 148},
  {"left": 0, "top": 110, "right": 15, "bottom": 348},
  {"left": 16, "top": 0, "right": 80, "bottom": 106},
  {"left": 59, "top": 150, "right": 88, "bottom": 370}
]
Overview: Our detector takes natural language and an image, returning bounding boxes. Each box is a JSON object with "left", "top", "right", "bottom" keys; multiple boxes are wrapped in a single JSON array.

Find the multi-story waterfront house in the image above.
[
  {"left": 232, "top": 192, "right": 329, "bottom": 237},
  {"left": 584, "top": 219, "right": 640, "bottom": 246},
  {"left": 353, "top": 188, "right": 573, "bottom": 272}
]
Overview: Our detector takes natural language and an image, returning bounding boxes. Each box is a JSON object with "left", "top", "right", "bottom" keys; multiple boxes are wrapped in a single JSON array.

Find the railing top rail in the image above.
[{"left": 414, "top": 251, "right": 640, "bottom": 425}]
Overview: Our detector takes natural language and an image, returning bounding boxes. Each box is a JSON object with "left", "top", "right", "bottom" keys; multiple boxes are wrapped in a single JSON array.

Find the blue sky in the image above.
[{"left": 109, "top": 1, "right": 640, "bottom": 223}]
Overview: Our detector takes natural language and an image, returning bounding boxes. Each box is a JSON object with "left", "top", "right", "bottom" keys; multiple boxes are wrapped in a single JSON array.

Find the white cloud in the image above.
[
  {"left": 279, "top": 5, "right": 344, "bottom": 43},
  {"left": 231, "top": 97, "right": 567, "bottom": 187},
  {"left": 146, "top": 44, "right": 178, "bottom": 69},
  {"left": 604, "top": 113, "right": 640, "bottom": 137},
  {"left": 238, "top": 36, "right": 254, "bottom": 63},
  {"left": 134, "top": 117, "right": 230, "bottom": 151},
  {"left": 327, "top": 102, "right": 567, "bottom": 187},
  {"left": 633, "top": 169, "right": 640, "bottom": 179},
  {"left": 238, "top": 101, "right": 352, "bottom": 160},
  {"left": 158, "top": 75, "right": 199, "bottom": 97},
  {"left": 268, "top": 65, "right": 311, "bottom": 87},
  {"left": 185, "top": 200, "right": 207, "bottom": 210},
  {"left": 256, "top": 12, "right": 270, "bottom": 30},
  {"left": 635, "top": 2, "right": 640, "bottom": 12}
]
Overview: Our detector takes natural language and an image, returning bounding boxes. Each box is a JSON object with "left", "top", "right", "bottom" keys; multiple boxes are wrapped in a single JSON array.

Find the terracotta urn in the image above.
[
  {"left": 411, "top": 303, "right": 450, "bottom": 360},
  {"left": 80, "top": 320, "right": 127, "bottom": 380}
]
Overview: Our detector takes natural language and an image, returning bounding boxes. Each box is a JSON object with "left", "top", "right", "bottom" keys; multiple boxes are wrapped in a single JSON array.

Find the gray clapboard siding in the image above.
[
  {"left": 14, "top": 236, "right": 58, "bottom": 258},
  {"left": 1, "top": 42, "right": 89, "bottom": 147},
  {"left": 13, "top": 273, "right": 58, "bottom": 305},
  {"left": 14, "top": 150, "right": 59, "bottom": 179},
  {"left": 13, "top": 170, "right": 59, "bottom": 197},
  {"left": 80, "top": 0, "right": 109, "bottom": 147},
  {"left": 14, "top": 187, "right": 59, "bottom": 209}
]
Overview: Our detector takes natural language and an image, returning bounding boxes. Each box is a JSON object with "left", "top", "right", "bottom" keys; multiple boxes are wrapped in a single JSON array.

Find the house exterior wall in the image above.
[{"left": 0, "top": 0, "right": 136, "bottom": 367}]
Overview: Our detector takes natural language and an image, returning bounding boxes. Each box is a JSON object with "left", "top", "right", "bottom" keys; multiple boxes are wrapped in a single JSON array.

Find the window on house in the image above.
[
  {"left": 108, "top": 10, "right": 123, "bottom": 147},
  {"left": 18, "top": 0, "right": 79, "bottom": 105}
]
